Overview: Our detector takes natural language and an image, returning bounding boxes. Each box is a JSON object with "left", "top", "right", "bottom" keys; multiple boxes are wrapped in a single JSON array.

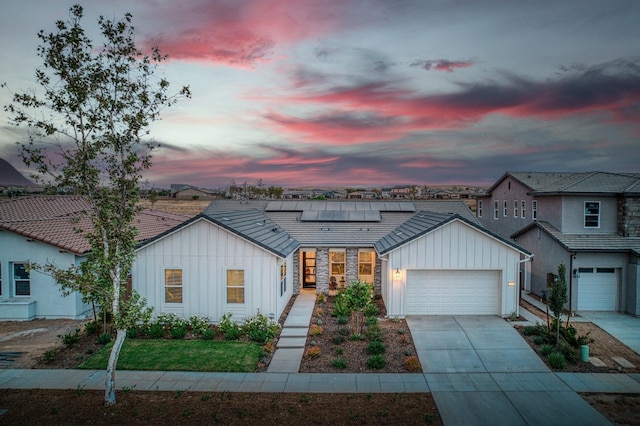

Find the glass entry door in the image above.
[{"left": 302, "top": 251, "right": 316, "bottom": 289}]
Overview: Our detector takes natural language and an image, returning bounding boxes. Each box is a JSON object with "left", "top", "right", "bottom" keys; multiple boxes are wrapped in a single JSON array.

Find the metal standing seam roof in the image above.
[{"left": 512, "top": 221, "right": 640, "bottom": 256}]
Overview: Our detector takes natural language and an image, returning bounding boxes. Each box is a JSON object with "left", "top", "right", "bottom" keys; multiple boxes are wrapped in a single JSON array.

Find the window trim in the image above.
[
  {"left": 357, "top": 249, "right": 374, "bottom": 283},
  {"left": 329, "top": 249, "right": 346, "bottom": 277},
  {"left": 477, "top": 200, "right": 483, "bottom": 218},
  {"left": 493, "top": 200, "right": 499, "bottom": 220},
  {"left": 521, "top": 200, "right": 526, "bottom": 219},
  {"left": 513, "top": 200, "right": 519, "bottom": 218},
  {"left": 503, "top": 200, "right": 508, "bottom": 217},
  {"left": 164, "top": 268, "right": 183, "bottom": 304},
  {"left": 584, "top": 201, "right": 601, "bottom": 228},
  {"left": 226, "top": 268, "right": 245, "bottom": 304},
  {"left": 12, "top": 262, "right": 30, "bottom": 297}
]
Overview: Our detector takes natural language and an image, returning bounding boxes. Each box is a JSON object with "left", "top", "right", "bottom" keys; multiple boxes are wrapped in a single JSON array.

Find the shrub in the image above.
[
  {"left": 243, "top": 312, "right": 281, "bottom": 343},
  {"left": 337, "top": 316, "right": 348, "bottom": 325},
  {"left": 262, "top": 341, "right": 275, "bottom": 354},
  {"left": 365, "top": 316, "right": 378, "bottom": 326},
  {"left": 404, "top": 356, "right": 421, "bottom": 372},
  {"left": 533, "top": 335, "right": 547, "bottom": 345},
  {"left": 98, "top": 333, "right": 112, "bottom": 345},
  {"left": 364, "top": 303, "right": 378, "bottom": 318},
  {"left": 335, "top": 348, "right": 344, "bottom": 356},
  {"left": 331, "top": 357, "right": 347, "bottom": 369},
  {"left": 548, "top": 352, "right": 566, "bottom": 369},
  {"left": 42, "top": 349, "right": 58, "bottom": 364},
  {"left": 540, "top": 344, "right": 554, "bottom": 356},
  {"left": 332, "top": 335, "right": 345, "bottom": 345},
  {"left": 157, "top": 313, "right": 185, "bottom": 330},
  {"left": 576, "top": 331, "right": 595, "bottom": 347},
  {"left": 304, "top": 347, "right": 321, "bottom": 359},
  {"left": 523, "top": 325, "right": 539, "bottom": 336},
  {"left": 332, "top": 293, "right": 350, "bottom": 317},
  {"left": 317, "top": 293, "right": 327, "bottom": 305},
  {"left": 365, "top": 325, "right": 383, "bottom": 342},
  {"left": 315, "top": 308, "right": 324, "bottom": 316},
  {"left": 559, "top": 342, "right": 578, "bottom": 364},
  {"left": 337, "top": 327, "right": 350, "bottom": 336},
  {"left": 309, "top": 325, "right": 324, "bottom": 336},
  {"left": 84, "top": 320, "right": 99, "bottom": 336},
  {"left": 201, "top": 328, "right": 215, "bottom": 340},
  {"left": 366, "top": 354, "right": 387, "bottom": 369},
  {"left": 171, "top": 325, "right": 187, "bottom": 340},
  {"left": 367, "top": 340, "right": 386, "bottom": 355},
  {"left": 188, "top": 315, "right": 211, "bottom": 335},
  {"left": 59, "top": 329, "right": 80, "bottom": 346},
  {"left": 147, "top": 323, "right": 164, "bottom": 339},
  {"left": 218, "top": 313, "right": 241, "bottom": 341},
  {"left": 350, "top": 333, "right": 364, "bottom": 341},
  {"left": 126, "top": 327, "right": 138, "bottom": 339}
]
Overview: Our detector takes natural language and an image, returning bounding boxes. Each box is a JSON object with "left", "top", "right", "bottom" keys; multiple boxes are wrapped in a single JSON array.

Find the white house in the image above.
[
  {"left": 131, "top": 200, "right": 529, "bottom": 321},
  {"left": 0, "top": 196, "right": 187, "bottom": 320}
]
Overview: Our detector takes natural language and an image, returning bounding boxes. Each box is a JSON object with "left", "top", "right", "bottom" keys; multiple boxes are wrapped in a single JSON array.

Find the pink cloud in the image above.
[{"left": 411, "top": 59, "right": 474, "bottom": 73}]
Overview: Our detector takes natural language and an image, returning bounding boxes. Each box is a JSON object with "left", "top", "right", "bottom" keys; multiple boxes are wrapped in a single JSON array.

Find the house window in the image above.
[
  {"left": 503, "top": 201, "right": 508, "bottom": 217},
  {"left": 532, "top": 200, "right": 538, "bottom": 220},
  {"left": 358, "top": 250, "right": 374, "bottom": 284},
  {"left": 329, "top": 250, "right": 345, "bottom": 276},
  {"left": 493, "top": 200, "right": 499, "bottom": 220},
  {"left": 584, "top": 202, "right": 600, "bottom": 228},
  {"left": 521, "top": 200, "right": 526, "bottom": 218},
  {"left": 513, "top": 201, "right": 519, "bottom": 218},
  {"left": 164, "top": 269, "right": 183, "bottom": 303},
  {"left": 226, "top": 269, "right": 245, "bottom": 304},
  {"left": 0, "top": 262, "right": 2, "bottom": 296},
  {"left": 477, "top": 200, "right": 483, "bottom": 218},
  {"left": 281, "top": 263, "right": 287, "bottom": 295},
  {"left": 13, "top": 262, "right": 30, "bottom": 296}
]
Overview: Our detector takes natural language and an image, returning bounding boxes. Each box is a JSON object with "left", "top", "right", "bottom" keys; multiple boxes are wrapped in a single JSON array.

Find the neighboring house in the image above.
[
  {"left": 476, "top": 172, "right": 640, "bottom": 315},
  {"left": 0, "top": 196, "right": 187, "bottom": 320},
  {"left": 347, "top": 191, "right": 377, "bottom": 199},
  {"left": 173, "top": 187, "right": 221, "bottom": 200},
  {"left": 133, "top": 199, "right": 530, "bottom": 321}
]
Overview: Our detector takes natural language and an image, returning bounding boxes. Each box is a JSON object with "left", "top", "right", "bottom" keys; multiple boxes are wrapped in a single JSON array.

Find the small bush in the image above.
[
  {"left": 188, "top": 315, "right": 211, "bottom": 335},
  {"left": 243, "top": 312, "right": 281, "bottom": 343},
  {"left": 335, "top": 348, "right": 344, "bottom": 356},
  {"left": 576, "top": 331, "right": 595, "bottom": 347},
  {"left": 364, "top": 303, "right": 378, "bottom": 318},
  {"left": 201, "top": 328, "right": 215, "bottom": 340},
  {"left": 332, "top": 335, "right": 345, "bottom": 345},
  {"left": 42, "top": 349, "right": 58, "bottom": 364},
  {"left": 540, "top": 344, "right": 553, "bottom": 356},
  {"left": 84, "top": 321, "right": 99, "bottom": 336},
  {"left": 365, "top": 324, "right": 383, "bottom": 342},
  {"left": 404, "top": 356, "right": 421, "bottom": 372},
  {"left": 548, "top": 352, "right": 566, "bottom": 369},
  {"left": 304, "top": 347, "right": 321, "bottom": 359},
  {"left": 59, "top": 329, "right": 81, "bottom": 346},
  {"left": 337, "top": 316, "right": 348, "bottom": 325},
  {"left": 337, "top": 327, "right": 350, "bottom": 336},
  {"left": 332, "top": 293, "right": 350, "bottom": 317},
  {"left": 523, "top": 325, "right": 538, "bottom": 336},
  {"left": 98, "top": 333, "right": 112, "bottom": 345},
  {"left": 317, "top": 293, "right": 327, "bottom": 304},
  {"left": 366, "top": 354, "right": 387, "bottom": 369},
  {"left": 533, "top": 335, "right": 546, "bottom": 345},
  {"left": 559, "top": 342, "right": 578, "bottom": 364},
  {"left": 365, "top": 316, "right": 378, "bottom": 326},
  {"left": 367, "top": 340, "right": 386, "bottom": 355},
  {"left": 171, "top": 325, "right": 187, "bottom": 340},
  {"left": 331, "top": 357, "right": 347, "bottom": 369},
  {"left": 126, "top": 327, "right": 138, "bottom": 339},
  {"left": 147, "top": 323, "right": 164, "bottom": 339},
  {"left": 218, "top": 313, "right": 241, "bottom": 341},
  {"left": 350, "top": 333, "right": 364, "bottom": 341},
  {"left": 309, "top": 325, "right": 324, "bottom": 336},
  {"left": 262, "top": 341, "right": 275, "bottom": 354},
  {"left": 314, "top": 308, "right": 324, "bottom": 316}
]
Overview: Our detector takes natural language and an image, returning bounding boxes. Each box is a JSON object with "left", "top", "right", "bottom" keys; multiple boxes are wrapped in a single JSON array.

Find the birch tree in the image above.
[{"left": 4, "top": 5, "right": 189, "bottom": 405}]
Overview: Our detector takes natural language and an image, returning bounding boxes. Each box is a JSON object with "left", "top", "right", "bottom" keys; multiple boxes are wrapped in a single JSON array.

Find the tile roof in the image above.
[
  {"left": 512, "top": 221, "right": 640, "bottom": 256},
  {"left": 502, "top": 171, "right": 640, "bottom": 195},
  {"left": 0, "top": 196, "right": 188, "bottom": 255}
]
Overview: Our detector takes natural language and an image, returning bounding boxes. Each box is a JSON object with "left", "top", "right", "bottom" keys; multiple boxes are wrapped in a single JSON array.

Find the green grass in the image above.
[{"left": 78, "top": 339, "right": 262, "bottom": 372}]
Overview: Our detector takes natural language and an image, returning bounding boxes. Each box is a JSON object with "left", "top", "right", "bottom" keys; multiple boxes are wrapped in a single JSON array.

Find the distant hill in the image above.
[{"left": 0, "top": 158, "right": 35, "bottom": 187}]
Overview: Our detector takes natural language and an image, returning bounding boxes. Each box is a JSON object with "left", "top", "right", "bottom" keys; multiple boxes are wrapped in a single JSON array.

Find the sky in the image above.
[{"left": 1, "top": 0, "right": 639, "bottom": 189}]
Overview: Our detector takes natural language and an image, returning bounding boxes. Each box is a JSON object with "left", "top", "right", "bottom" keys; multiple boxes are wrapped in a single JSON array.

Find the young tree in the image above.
[
  {"left": 548, "top": 262, "right": 568, "bottom": 344},
  {"left": 4, "top": 5, "right": 189, "bottom": 405}
]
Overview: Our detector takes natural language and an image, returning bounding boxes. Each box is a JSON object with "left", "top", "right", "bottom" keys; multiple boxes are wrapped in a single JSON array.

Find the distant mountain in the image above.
[{"left": 0, "top": 158, "right": 36, "bottom": 187}]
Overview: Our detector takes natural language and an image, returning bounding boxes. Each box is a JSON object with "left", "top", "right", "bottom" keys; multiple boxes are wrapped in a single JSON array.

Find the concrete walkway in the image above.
[
  {"left": 267, "top": 293, "right": 316, "bottom": 373},
  {"left": 580, "top": 312, "right": 640, "bottom": 356}
]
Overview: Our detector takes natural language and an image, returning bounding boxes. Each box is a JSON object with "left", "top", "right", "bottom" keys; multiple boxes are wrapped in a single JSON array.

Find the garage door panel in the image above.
[{"left": 406, "top": 270, "right": 500, "bottom": 315}]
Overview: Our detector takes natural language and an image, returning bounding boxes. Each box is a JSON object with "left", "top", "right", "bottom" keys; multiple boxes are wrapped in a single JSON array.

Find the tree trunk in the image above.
[{"left": 104, "top": 328, "right": 126, "bottom": 406}]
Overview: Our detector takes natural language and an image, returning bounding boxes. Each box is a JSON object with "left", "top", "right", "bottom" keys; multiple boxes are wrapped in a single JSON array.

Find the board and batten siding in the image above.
[
  {"left": 383, "top": 219, "right": 521, "bottom": 317},
  {"left": 133, "top": 218, "right": 292, "bottom": 322}
]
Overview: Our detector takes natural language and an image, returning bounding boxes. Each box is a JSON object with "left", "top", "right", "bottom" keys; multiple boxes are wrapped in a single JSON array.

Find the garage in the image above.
[
  {"left": 405, "top": 270, "right": 501, "bottom": 315},
  {"left": 577, "top": 268, "right": 617, "bottom": 311}
]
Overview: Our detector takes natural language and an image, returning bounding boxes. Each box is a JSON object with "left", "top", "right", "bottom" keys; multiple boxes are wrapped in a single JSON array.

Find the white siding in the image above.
[
  {"left": 384, "top": 219, "right": 520, "bottom": 317},
  {"left": 133, "top": 218, "right": 291, "bottom": 322}
]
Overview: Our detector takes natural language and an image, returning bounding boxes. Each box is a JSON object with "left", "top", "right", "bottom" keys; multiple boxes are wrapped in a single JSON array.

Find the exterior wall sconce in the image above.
[
  {"left": 572, "top": 269, "right": 580, "bottom": 278},
  {"left": 395, "top": 268, "right": 401, "bottom": 279},
  {"left": 507, "top": 281, "right": 516, "bottom": 287}
]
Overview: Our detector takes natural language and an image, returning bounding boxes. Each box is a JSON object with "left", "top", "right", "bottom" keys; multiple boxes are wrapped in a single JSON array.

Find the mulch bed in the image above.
[{"left": 298, "top": 295, "right": 421, "bottom": 373}]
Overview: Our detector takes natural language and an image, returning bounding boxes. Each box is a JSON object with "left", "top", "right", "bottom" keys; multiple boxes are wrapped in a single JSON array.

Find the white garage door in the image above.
[
  {"left": 577, "top": 268, "right": 617, "bottom": 311},
  {"left": 406, "top": 270, "right": 500, "bottom": 315}
]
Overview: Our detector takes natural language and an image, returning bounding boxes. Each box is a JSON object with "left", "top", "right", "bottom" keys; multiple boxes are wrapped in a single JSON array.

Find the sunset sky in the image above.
[{"left": 1, "top": 0, "right": 639, "bottom": 189}]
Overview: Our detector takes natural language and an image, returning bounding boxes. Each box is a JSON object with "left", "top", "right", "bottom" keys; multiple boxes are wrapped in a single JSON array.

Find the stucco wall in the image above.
[{"left": 561, "top": 196, "right": 618, "bottom": 234}]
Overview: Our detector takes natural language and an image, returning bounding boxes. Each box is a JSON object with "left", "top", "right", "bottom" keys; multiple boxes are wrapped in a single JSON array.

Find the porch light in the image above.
[
  {"left": 395, "top": 268, "right": 401, "bottom": 279},
  {"left": 508, "top": 281, "right": 516, "bottom": 287}
]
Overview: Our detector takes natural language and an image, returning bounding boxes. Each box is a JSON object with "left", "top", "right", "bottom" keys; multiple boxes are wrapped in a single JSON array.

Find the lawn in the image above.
[{"left": 78, "top": 339, "right": 263, "bottom": 372}]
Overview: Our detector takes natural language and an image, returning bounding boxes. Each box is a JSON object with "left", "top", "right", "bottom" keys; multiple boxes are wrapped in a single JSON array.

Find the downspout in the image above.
[
  {"left": 518, "top": 254, "right": 534, "bottom": 315},
  {"left": 569, "top": 253, "right": 575, "bottom": 317}
]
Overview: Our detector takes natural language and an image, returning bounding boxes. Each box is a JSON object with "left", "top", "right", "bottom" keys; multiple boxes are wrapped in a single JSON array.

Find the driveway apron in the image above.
[{"left": 406, "top": 315, "right": 610, "bottom": 425}]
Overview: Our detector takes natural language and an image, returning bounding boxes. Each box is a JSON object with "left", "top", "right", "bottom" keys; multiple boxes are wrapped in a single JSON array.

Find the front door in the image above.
[{"left": 302, "top": 251, "right": 316, "bottom": 289}]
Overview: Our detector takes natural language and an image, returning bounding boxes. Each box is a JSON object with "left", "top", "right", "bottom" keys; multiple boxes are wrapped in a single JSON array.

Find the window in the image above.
[
  {"left": 226, "top": 269, "right": 245, "bottom": 303},
  {"left": 281, "top": 263, "right": 287, "bottom": 295},
  {"left": 13, "top": 262, "right": 30, "bottom": 296},
  {"left": 521, "top": 200, "right": 526, "bottom": 218},
  {"left": 477, "top": 200, "right": 483, "bottom": 218},
  {"left": 513, "top": 201, "right": 519, "bottom": 218},
  {"left": 584, "top": 202, "right": 600, "bottom": 228},
  {"left": 0, "top": 262, "right": 2, "bottom": 296},
  {"left": 164, "top": 269, "right": 183, "bottom": 303},
  {"left": 503, "top": 201, "right": 508, "bottom": 217},
  {"left": 358, "top": 250, "right": 374, "bottom": 283},
  {"left": 493, "top": 200, "right": 499, "bottom": 220},
  {"left": 532, "top": 200, "right": 538, "bottom": 220},
  {"left": 329, "top": 250, "right": 345, "bottom": 276}
]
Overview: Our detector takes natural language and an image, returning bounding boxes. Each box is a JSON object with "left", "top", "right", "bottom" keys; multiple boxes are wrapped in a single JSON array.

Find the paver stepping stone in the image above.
[
  {"left": 589, "top": 357, "right": 607, "bottom": 367},
  {"left": 612, "top": 356, "right": 635, "bottom": 368}
]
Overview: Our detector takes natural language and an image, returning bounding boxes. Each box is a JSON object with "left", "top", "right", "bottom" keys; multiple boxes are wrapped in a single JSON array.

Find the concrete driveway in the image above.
[
  {"left": 405, "top": 315, "right": 548, "bottom": 373},
  {"left": 406, "top": 315, "right": 610, "bottom": 425}
]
